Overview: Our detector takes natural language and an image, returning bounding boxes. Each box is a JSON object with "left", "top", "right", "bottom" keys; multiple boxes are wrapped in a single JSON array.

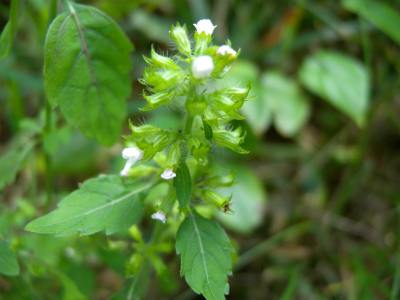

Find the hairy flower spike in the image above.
[
  {"left": 193, "top": 19, "right": 217, "bottom": 36},
  {"left": 120, "top": 147, "right": 144, "bottom": 177},
  {"left": 191, "top": 55, "right": 214, "bottom": 80}
]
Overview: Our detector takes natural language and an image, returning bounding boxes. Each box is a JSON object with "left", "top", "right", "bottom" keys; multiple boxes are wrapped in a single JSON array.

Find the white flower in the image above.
[
  {"left": 161, "top": 168, "right": 176, "bottom": 180},
  {"left": 120, "top": 147, "right": 144, "bottom": 177},
  {"left": 191, "top": 55, "right": 214, "bottom": 79},
  {"left": 193, "top": 19, "right": 217, "bottom": 36},
  {"left": 151, "top": 210, "right": 166, "bottom": 223},
  {"left": 217, "top": 45, "right": 237, "bottom": 56}
]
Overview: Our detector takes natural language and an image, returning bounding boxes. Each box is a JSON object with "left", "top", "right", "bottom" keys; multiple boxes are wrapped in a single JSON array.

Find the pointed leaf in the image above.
[
  {"left": 0, "top": 238, "right": 19, "bottom": 276},
  {"left": 176, "top": 212, "right": 234, "bottom": 300},
  {"left": 299, "top": 50, "right": 369, "bottom": 126},
  {"left": 174, "top": 161, "right": 192, "bottom": 209},
  {"left": 25, "top": 175, "right": 152, "bottom": 236},
  {"left": 44, "top": 3, "right": 134, "bottom": 146},
  {"left": 0, "top": 0, "right": 20, "bottom": 60}
]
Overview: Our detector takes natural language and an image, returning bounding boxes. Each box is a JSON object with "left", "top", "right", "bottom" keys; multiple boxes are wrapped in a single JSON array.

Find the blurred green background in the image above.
[{"left": 1, "top": 0, "right": 400, "bottom": 299}]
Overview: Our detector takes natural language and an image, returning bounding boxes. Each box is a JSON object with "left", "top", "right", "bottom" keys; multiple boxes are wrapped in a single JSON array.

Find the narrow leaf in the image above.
[
  {"left": 299, "top": 50, "right": 369, "bottom": 126},
  {"left": 174, "top": 161, "right": 192, "bottom": 209},
  {"left": 203, "top": 119, "right": 213, "bottom": 140},
  {"left": 0, "top": 237, "right": 19, "bottom": 276},
  {"left": 44, "top": 3, "right": 134, "bottom": 146},
  {"left": 0, "top": 0, "right": 20, "bottom": 60},
  {"left": 25, "top": 175, "right": 152, "bottom": 236},
  {"left": 176, "top": 212, "right": 234, "bottom": 300},
  {"left": 343, "top": 0, "right": 400, "bottom": 45}
]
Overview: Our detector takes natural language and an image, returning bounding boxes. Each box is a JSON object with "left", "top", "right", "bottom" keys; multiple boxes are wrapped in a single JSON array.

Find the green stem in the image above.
[{"left": 183, "top": 114, "right": 194, "bottom": 135}]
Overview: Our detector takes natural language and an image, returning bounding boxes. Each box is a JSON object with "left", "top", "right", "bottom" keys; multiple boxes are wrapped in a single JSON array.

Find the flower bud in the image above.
[
  {"left": 196, "top": 189, "right": 231, "bottom": 210},
  {"left": 216, "top": 45, "right": 237, "bottom": 57},
  {"left": 213, "top": 127, "right": 249, "bottom": 154},
  {"left": 188, "top": 136, "right": 210, "bottom": 165},
  {"left": 136, "top": 131, "right": 170, "bottom": 161},
  {"left": 193, "top": 19, "right": 217, "bottom": 36},
  {"left": 141, "top": 67, "right": 183, "bottom": 92},
  {"left": 170, "top": 23, "right": 191, "bottom": 57},
  {"left": 185, "top": 94, "right": 207, "bottom": 116},
  {"left": 140, "top": 91, "right": 175, "bottom": 111},
  {"left": 143, "top": 45, "right": 180, "bottom": 70},
  {"left": 191, "top": 55, "right": 214, "bottom": 80},
  {"left": 165, "top": 142, "right": 181, "bottom": 168}
]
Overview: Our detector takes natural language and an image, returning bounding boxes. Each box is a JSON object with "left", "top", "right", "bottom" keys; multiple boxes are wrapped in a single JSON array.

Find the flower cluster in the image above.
[{"left": 120, "top": 19, "right": 254, "bottom": 222}]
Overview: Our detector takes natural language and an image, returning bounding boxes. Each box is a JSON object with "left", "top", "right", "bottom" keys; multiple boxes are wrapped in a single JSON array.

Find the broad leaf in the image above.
[
  {"left": 25, "top": 175, "right": 152, "bottom": 236},
  {"left": 0, "top": 0, "right": 20, "bottom": 60},
  {"left": 174, "top": 161, "right": 192, "bottom": 209},
  {"left": 44, "top": 3, "right": 134, "bottom": 146},
  {"left": 261, "top": 71, "right": 310, "bottom": 137},
  {"left": 343, "top": 0, "right": 400, "bottom": 45},
  {"left": 299, "top": 50, "right": 369, "bottom": 126},
  {"left": 176, "top": 212, "right": 234, "bottom": 300},
  {"left": 0, "top": 237, "right": 19, "bottom": 276}
]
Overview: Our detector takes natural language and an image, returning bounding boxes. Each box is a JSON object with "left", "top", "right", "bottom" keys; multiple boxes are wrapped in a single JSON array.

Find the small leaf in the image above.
[
  {"left": 44, "top": 3, "right": 134, "bottom": 146},
  {"left": 343, "top": 0, "right": 400, "bottom": 45},
  {"left": 176, "top": 212, "right": 234, "bottom": 300},
  {"left": 25, "top": 175, "right": 152, "bottom": 236},
  {"left": 0, "top": 0, "right": 20, "bottom": 60},
  {"left": 174, "top": 161, "right": 192, "bottom": 209},
  {"left": 299, "top": 50, "right": 369, "bottom": 126},
  {"left": 261, "top": 71, "right": 310, "bottom": 137},
  {"left": 203, "top": 119, "right": 213, "bottom": 140},
  {"left": 0, "top": 237, "right": 19, "bottom": 276}
]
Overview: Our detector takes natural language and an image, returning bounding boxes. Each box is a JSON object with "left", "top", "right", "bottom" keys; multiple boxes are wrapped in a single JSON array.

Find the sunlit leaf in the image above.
[
  {"left": 0, "top": 0, "right": 20, "bottom": 60},
  {"left": 299, "top": 50, "right": 369, "bottom": 126},
  {"left": 0, "top": 238, "right": 19, "bottom": 276},
  {"left": 25, "top": 175, "right": 152, "bottom": 236},
  {"left": 44, "top": 3, "right": 134, "bottom": 146},
  {"left": 343, "top": 0, "right": 400, "bottom": 45},
  {"left": 176, "top": 212, "right": 234, "bottom": 300}
]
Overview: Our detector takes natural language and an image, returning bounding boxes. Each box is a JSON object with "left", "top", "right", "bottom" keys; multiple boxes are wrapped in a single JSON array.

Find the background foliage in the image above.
[{"left": 1, "top": 0, "right": 400, "bottom": 299}]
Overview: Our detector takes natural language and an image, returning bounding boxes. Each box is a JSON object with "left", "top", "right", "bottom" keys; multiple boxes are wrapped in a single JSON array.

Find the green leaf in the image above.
[
  {"left": 0, "top": 237, "right": 19, "bottom": 276},
  {"left": 44, "top": 3, "right": 134, "bottom": 146},
  {"left": 0, "top": 0, "right": 20, "bottom": 60},
  {"left": 343, "top": 0, "right": 400, "bottom": 45},
  {"left": 174, "top": 161, "right": 192, "bottom": 209},
  {"left": 261, "top": 71, "right": 310, "bottom": 137},
  {"left": 25, "top": 175, "right": 152, "bottom": 236},
  {"left": 176, "top": 212, "right": 234, "bottom": 300},
  {"left": 299, "top": 50, "right": 369, "bottom": 126},
  {"left": 203, "top": 119, "right": 213, "bottom": 140}
]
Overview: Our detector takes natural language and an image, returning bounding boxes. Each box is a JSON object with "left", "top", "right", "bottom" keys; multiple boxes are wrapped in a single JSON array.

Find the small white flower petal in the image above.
[
  {"left": 216, "top": 45, "right": 237, "bottom": 56},
  {"left": 193, "top": 19, "right": 217, "bottom": 35},
  {"left": 151, "top": 210, "right": 166, "bottom": 223},
  {"left": 161, "top": 168, "right": 176, "bottom": 180},
  {"left": 191, "top": 55, "right": 214, "bottom": 80},
  {"left": 120, "top": 147, "right": 144, "bottom": 176}
]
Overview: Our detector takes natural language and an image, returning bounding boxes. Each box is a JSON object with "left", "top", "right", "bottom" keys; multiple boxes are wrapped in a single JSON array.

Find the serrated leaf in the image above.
[
  {"left": 299, "top": 50, "right": 369, "bottom": 126},
  {"left": 176, "top": 212, "right": 234, "bottom": 300},
  {"left": 44, "top": 3, "right": 134, "bottom": 146},
  {"left": 174, "top": 161, "right": 192, "bottom": 209},
  {"left": 0, "top": 0, "right": 20, "bottom": 60},
  {"left": 343, "top": 0, "right": 400, "bottom": 45},
  {"left": 0, "top": 237, "right": 19, "bottom": 276},
  {"left": 25, "top": 175, "right": 152, "bottom": 236},
  {"left": 261, "top": 71, "right": 310, "bottom": 137}
]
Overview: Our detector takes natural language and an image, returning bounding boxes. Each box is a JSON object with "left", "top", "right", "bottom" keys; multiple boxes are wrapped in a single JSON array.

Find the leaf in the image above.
[
  {"left": 50, "top": 269, "right": 86, "bottom": 300},
  {"left": 343, "top": 0, "right": 400, "bottom": 45},
  {"left": 0, "top": 0, "right": 20, "bottom": 60},
  {"left": 216, "top": 165, "right": 267, "bottom": 234},
  {"left": 174, "top": 161, "right": 192, "bottom": 209},
  {"left": 25, "top": 175, "right": 152, "bottom": 236},
  {"left": 0, "top": 237, "right": 19, "bottom": 276},
  {"left": 176, "top": 212, "right": 234, "bottom": 300},
  {"left": 299, "top": 50, "right": 369, "bottom": 126},
  {"left": 44, "top": 3, "right": 134, "bottom": 146},
  {"left": 261, "top": 71, "right": 310, "bottom": 137}
]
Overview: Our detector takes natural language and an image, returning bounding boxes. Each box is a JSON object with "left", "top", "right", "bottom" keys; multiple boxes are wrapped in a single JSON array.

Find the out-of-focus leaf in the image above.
[
  {"left": 343, "top": 0, "right": 400, "bottom": 45},
  {"left": 217, "top": 165, "right": 267, "bottom": 234},
  {"left": 261, "top": 71, "right": 310, "bottom": 137},
  {"left": 0, "top": 0, "right": 20, "bottom": 59},
  {"left": 44, "top": 3, "right": 134, "bottom": 146},
  {"left": 50, "top": 269, "right": 86, "bottom": 300},
  {"left": 43, "top": 126, "right": 72, "bottom": 154},
  {"left": 25, "top": 175, "right": 152, "bottom": 236},
  {"left": 226, "top": 60, "right": 269, "bottom": 135},
  {"left": 176, "top": 212, "right": 234, "bottom": 300},
  {"left": 299, "top": 50, "right": 369, "bottom": 126},
  {"left": 0, "top": 238, "right": 19, "bottom": 276}
]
